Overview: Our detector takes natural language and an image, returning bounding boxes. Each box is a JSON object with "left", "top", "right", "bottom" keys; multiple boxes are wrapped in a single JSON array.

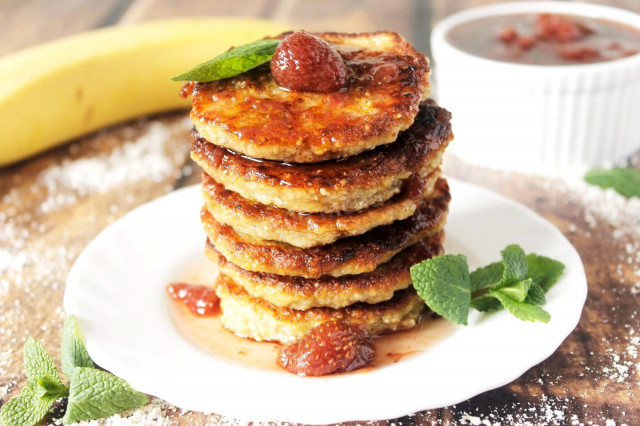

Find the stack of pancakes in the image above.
[{"left": 188, "top": 32, "right": 453, "bottom": 344}]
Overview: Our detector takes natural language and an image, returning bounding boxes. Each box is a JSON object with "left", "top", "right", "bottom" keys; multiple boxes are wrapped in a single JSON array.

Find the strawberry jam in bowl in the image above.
[
  {"left": 448, "top": 12, "right": 639, "bottom": 65},
  {"left": 432, "top": 2, "right": 640, "bottom": 174}
]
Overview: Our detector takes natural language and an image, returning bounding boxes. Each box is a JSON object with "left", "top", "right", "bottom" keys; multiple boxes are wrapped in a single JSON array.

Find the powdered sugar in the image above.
[
  {"left": 459, "top": 414, "right": 496, "bottom": 425},
  {"left": 603, "top": 347, "right": 631, "bottom": 383},
  {"left": 37, "top": 119, "right": 190, "bottom": 214},
  {"left": 542, "top": 177, "right": 640, "bottom": 240},
  {"left": 60, "top": 399, "right": 177, "bottom": 426}
]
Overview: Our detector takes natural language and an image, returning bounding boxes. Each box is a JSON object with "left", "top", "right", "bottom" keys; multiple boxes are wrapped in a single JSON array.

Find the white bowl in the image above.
[{"left": 431, "top": 2, "right": 640, "bottom": 174}]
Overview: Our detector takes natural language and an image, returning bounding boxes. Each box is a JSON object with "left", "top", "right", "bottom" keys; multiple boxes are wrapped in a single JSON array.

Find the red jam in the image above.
[
  {"left": 271, "top": 31, "right": 348, "bottom": 92},
  {"left": 278, "top": 321, "right": 375, "bottom": 376},
  {"left": 166, "top": 283, "right": 220, "bottom": 316},
  {"left": 179, "top": 82, "right": 195, "bottom": 98},
  {"left": 447, "top": 13, "right": 640, "bottom": 65},
  {"left": 535, "top": 13, "right": 591, "bottom": 43}
]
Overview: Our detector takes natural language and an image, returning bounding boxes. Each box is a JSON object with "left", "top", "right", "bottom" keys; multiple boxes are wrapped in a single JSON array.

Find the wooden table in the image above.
[{"left": 1, "top": 1, "right": 639, "bottom": 424}]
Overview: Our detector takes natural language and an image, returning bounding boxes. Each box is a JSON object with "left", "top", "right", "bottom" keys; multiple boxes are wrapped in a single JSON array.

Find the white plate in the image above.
[{"left": 63, "top": 178, "right": 587, "bottom": 424}]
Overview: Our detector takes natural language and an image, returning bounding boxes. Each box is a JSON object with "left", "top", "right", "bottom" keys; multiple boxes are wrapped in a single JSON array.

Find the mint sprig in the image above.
[
  {"left": 0, "top": 383, "right": 59, "bottom": 426},
  {"left": 63, "top": 368, "right": 148, "bottom": 424},
  {"left": 410, "top": 254, "right": 471, "bottom": 325},
  {"left": 526, "top": 253, "right": 567, "bottom": 292},
  {"left": 585, "top": 167, "right": 640, "bottom": 198},
  {"left": 0, "top": 338, "right": 68, "bottom": 426},
  {"left": 411, "top": 244, "right": 565, "bottom": 325},
  {"left": 499, "top": 244, "right": 528, "bottom": 285},
  {"left": 489, "top": 290, "right": 551, "bottom": 323},
  {"left": 61, "top": 315, "right": 94, "bottom": 379},
  {"left": 0, "top": 316, "right": 148, "bottom": 426},
  {"left": 23, "top": 338, "right": 66, "bottom": 390},
  {"left": 170, "top": 38, "right": 281, "bottom": 82}
]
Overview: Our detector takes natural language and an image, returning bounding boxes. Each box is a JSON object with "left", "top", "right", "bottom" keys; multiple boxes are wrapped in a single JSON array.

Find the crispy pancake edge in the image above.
[
  {"left": 191, "top": 101, "right": 452, "bottom": 213},
  {"left": 201, "top": 169, "right": 441, "bottom": 248},
  {"left": 191, "top": 31, "right": 431, "bottom": 163},
  {"left": 215, "top": 274, "right": 426, "bottom": 344},
  {"left": 207, "top": 233, "right": 444, "bottom": 309},
  {"left": 201, "top": 178, "right": 450, "bottom": 278}
]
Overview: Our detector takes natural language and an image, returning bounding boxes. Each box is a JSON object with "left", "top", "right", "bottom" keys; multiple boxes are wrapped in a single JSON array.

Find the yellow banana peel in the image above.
[{"left": 0, "top": 17, "right": 289, "bottom": 166}]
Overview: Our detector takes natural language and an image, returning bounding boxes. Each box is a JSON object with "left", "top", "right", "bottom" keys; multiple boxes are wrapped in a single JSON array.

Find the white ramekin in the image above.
[{"left": 431, "top": 2, "right": 640, "bottom": 174}]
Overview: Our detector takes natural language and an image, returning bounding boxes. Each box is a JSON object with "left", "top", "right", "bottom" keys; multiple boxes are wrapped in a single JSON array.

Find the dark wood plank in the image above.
[
  {"left": 271, "top": 0, "right": 414, "bottom": 32},
  {"left": 118, "top": 0, "right": 419, "bottom": 49},
  {"left": 0, "top": 0, "right": 131, "bottom": 56},
  {"left": 117, "top": 0, "right": 277, "bottom": 23}
]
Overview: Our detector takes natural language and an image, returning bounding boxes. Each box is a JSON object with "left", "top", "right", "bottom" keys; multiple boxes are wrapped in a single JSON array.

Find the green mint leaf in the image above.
[
  {"left": 170, "top": 39, "right": 281, "bottom": 82},
  {"left": 470, "top": 296, "right": 503, "bottom": 312},
  {"left": 411, "top": 254, "right": 471, "bottom": 325},
  {"left": 23, "top": 338, "right": 63, "bottom": 385},
  {"left": 0, "top": 383, "right": 57, "bottom": 426},
  {"left": 526, "top": 254, "right": 565, "bottom": 292},
  {"left": 489, "top": 291, "right": 551, "bottom": 323},
  {"left": 525, "top": 282, "right": 547, "bottom": 305},
  {"left": 61, "top": 315, "right": 94, "bottom": 380},
  {"left": 0, "top": 339, "right": 68, "bottom": 426},
  {"left": 499, "top": 244, "right": 528, "bottom": 285},
  {"left": 470, "top": 261, "right": 503, "bottom": 291},
  {"left": 413, "top": 246, "right": 563, "bottom": 324},
  {"left": 62, "top": 367, "right": 149, "bottom": 424},
  {"left": 34, "top": 378, "right": 69, "bottom": 399},
  {"left": 496, "top": 278, "right": 533, "bottom": 302},
  {"left": 585, "top": 167, "right": 640, "bottom": 198}
]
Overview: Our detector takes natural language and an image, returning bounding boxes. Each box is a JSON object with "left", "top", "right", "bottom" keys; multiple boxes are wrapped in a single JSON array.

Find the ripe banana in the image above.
[{"left": 0, "top": 18, "right": 289, "bottom": 166}]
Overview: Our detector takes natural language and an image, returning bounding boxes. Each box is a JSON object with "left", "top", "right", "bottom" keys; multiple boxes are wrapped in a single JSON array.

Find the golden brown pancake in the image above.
[
  {"left": 191, "top": 31, "right": 431, "bottom": 163},
  {"left": 201, "top": 178, "right": 450, "bottom": 278},
  {"left": 201, "top": 169, "right": 440, "bottom": 248},
  {"left": 191, "top": 100, "right": 452, "bottom": 213},
  {"left": 215, "top": 274, "right": 426, "bottom": 344},
  {"left": 206, "top": 234, "right": 443, "bottom": 309}
]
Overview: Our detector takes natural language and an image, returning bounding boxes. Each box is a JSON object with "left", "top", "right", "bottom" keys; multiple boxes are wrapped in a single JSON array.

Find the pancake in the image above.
[
  {"left": 206, "top": 233, "right": 443, "bottom": 309},
  {"left": 191, "top": 100, "right": 452, "bottom": 213},
  {"left": 201, "top": 178, "right": 450, "bottom": 278},
  {"left": 215, "top": 274, "right": 426, "bottom": 344},
  {"left": 201, "top": 169, "right": 440, "bottom": 248},
  {"left": 191, "top": 31, "right": 431, "bottom": 163}
]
